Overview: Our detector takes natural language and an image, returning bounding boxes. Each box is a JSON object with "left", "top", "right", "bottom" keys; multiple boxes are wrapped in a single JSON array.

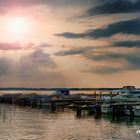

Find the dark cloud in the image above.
[
  {"left": 37, "top": 43, "right": 51, "bottom": 48},
  {"left": 0, "top": 0, "right": 94, "bottom": 14},
  {"left": 55, "top": 47, "right": 91, "bottom": 56},
  {"left": 55, "top": 48, "right": 125, "bottom": 62},
  {"left": 0, "top": 57, "right": 15, "bottom": 75},
  {"left": 56, "top": 46, "right": 140, "bottom": 74},
  {"left": 28, "top": 49, "right": 57, "bottom": 68},
  {"left": 84, "top": 52, "right": 123, "bottom": 61},
  {"left": 20, "top": 49, "right": 57, "bottom": 77},
  {"left": 114, "top": 40, "right": 140, "bottom": 48},
  {"left": 87, "top": 66, "right": 125, "bottom": 74},
  {"left": 86, "top": 0, "right": 140, "bottom": 16},
  {"left": 85, "top": 51, "right": 140, "bottom": 74},
  {"left": 0, "top": 49, "right": 57, "bottom": 76},
  {"left": 0, "top": 49, "right": 72, "bottom": 87},
  {"left": 0, "top": 0, "right": 95, "bottom": 8},
  {"left": 0, "top": 0, "right": 48, "bottom": 7},
  {"left": 84, "top": 51, "right": 140, "bottom": 67},
  {"left": 56, "top": 18, "right": 140, "bottom": 39}
]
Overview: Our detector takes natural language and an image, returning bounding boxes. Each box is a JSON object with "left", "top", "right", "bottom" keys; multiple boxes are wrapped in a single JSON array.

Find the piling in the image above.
[
  {"left": 96, "top": 104, "right": 101, "bottom": 114},
  {"left": 99, "top": 92, "right": 102, "bottom": 98},
  {"left": 94, "top": 91, "right": 96, "bottom": 99},
  {"left": 76, "top": 105, "right": 81, "bottom": 117},
  {"left": 110, "top": 92, "right": 112, "bottom": 100},
  {"left": 130, "top": 109, "right": 134, "bottom": 117},
  {"left": 112, "top": 105, "right": 123, "bottom": 121},
  {"left": 51, "top": 102, "right": 56, "bottom": 112},
  {"left": 126, "top": 105, "right": 134, "bottom": 117}
]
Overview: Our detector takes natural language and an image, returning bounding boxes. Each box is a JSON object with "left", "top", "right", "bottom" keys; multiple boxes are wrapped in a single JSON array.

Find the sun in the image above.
[{"left": 8, "top": 17, "right": 28, "bottom": 35}]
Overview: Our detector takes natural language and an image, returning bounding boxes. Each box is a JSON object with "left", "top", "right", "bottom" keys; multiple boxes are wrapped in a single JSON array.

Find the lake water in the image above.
[{"left": 0, "top": 104, "right": 140, "bottom": 140}]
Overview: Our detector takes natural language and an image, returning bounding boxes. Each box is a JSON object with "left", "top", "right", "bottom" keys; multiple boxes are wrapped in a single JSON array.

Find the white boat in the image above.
[
  {"left": 113, "top": 93, "right": 140, "bottom": 102},
  {"left": 125, "top": 105, "right": 140, "bottom": 117},
  {"left": 101, "top": 104, "right": 112, "bottom": 114},
  {"left": 113, "top": 86, "right": 140, "bottom": 102},
  {"left": 112, "top": 86, "right": 140, "bottom": 116},
  {"left": 101, "top": 86, "right": 140, "bottom": 114},
  {"left": 134, "top": 106, "right": 140, "bottom": 117}
]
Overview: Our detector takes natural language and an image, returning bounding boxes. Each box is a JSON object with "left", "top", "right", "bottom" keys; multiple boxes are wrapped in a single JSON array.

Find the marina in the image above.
[
  {"left": 1, "top": 86, "right": 140, "bottom": 118},
  {"left": 0, "top": 86, "right": 140, "bottom": 139},
  {"left": 0, "top": 0, "right": 140, "bottom": 139}
]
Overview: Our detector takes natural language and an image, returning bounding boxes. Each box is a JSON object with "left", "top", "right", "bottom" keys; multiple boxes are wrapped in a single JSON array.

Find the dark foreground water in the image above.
[{"left": 0, "top": 104, "right": 140, "bottom": 140}]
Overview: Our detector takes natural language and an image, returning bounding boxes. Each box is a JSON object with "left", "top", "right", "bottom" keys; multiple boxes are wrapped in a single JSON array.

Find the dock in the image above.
[{"left": 1, "top": 91, "right": 140, "bottom": 118}]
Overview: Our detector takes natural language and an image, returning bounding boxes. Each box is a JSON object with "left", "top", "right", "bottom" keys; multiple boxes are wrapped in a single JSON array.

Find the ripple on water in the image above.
[{"left": 0, "top": 104, "right": 140, "bottom": 140}]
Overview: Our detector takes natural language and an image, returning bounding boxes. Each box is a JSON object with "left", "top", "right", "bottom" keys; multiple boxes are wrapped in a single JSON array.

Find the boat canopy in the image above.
[{"left": 122, "top": 86, "right": 136, "bottom": 90}]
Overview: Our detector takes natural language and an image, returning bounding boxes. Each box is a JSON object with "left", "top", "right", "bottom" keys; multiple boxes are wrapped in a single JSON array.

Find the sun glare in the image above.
[{"left": 8, "top": 17, "right": 28, "bottom": 35}]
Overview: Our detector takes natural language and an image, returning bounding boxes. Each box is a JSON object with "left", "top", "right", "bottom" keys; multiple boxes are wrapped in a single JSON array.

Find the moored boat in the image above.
[
  {"left": 101, "top": 103, "right": 113, "bottom": 114},
  {"left": 113, "top": 86, "right": 140, "bottom": 102},
  {"left": 125, "top": 105, "right": 140, "bottom": 117}
]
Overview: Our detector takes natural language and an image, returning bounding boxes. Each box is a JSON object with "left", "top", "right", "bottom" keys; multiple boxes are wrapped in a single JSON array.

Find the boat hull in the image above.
[
  {"left": 101, "top": 106, "right": 112, "bottom": 114},
  {"left": 125, "top": 109, "right": 140, "bottom": 117}
]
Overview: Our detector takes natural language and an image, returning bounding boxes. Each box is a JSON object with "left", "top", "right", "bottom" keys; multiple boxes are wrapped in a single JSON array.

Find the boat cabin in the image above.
[{"left": 122, "top": 86, "right": 136, "bottom": 91}]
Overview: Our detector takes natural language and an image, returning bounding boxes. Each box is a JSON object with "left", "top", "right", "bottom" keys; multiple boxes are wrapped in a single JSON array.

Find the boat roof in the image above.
[{"left": 122, "top": 86, "right": 136, "bottom": 90}]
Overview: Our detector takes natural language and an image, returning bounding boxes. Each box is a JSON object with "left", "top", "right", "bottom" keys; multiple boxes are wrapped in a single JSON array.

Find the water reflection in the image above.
[{"left": 0, "top": 104, "right": 140, "bottom": 140}]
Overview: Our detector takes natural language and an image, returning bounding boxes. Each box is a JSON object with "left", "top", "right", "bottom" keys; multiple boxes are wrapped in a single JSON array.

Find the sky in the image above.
[{"left": 0, "top": 0, "right": 140, "bottom": 88}]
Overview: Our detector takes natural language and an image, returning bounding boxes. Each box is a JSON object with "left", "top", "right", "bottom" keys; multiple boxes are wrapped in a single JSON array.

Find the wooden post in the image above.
[
  {"left": 112, "top": 105, "right": 120, "bottom": 121},
  {"left": 110, "top": 92, "right": 112, "bottom": 100},
  {"left": 100, "top": 92, "right": 102, "bottom": 98},
  {"left": 112, "top": 105, "right": 116, "bottom": 120},
  {"left": 76, "top": 105, "right": 81, "bottom": 117},
  {"left": 94, "top": 91, "right": 96, "bottom": 99},
  {"left": 51, "top": 102, "right": 56, "bottom": 112}
]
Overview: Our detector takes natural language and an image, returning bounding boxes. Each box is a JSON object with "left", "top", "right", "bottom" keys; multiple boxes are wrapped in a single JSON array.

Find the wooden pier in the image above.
[{"left": 1, "top": 92, "right": 140, "bottom": 118}]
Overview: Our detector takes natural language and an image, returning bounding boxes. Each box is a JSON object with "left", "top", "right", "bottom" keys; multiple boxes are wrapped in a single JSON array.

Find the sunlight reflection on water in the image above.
[{"left": 0, "top": 104, "right": 140, "bottom": 140}]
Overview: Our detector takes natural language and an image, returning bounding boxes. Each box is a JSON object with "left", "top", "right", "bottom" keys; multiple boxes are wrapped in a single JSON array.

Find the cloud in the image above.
[
  {"left": 56, "top": 18, "right": 140, "bottom": 39},
  {"left": 84, "top": 51, "right": 140, "bottom": 66},
  {"left": 0, "top": 57, "right": 15, "bottom": 75},
  {"left": 0, "top": 0, "right": 95, "bottom": 8},
  {"left": 55, "top": 46, "right": 140, "bottom": 74},
  {"left": 0, "top": 49, "right": 57, "bottom": 76},
  {"left": 85, "top": 51, "right": 140, "bottom": 74},
  {"left": 55, "top": 47, "right": 125, "bottom": 62},
  {"left": 37, "top": 43, "right": 51, "bottom": 48},
  {"left": 86, "top": 0, "right": 140, "bottom": 16},
  {"left": 0, "top": 0, "right": 106, "bottom": 16},
  {"left": 0, "top": 42, "right": 51, "bottom": 51},
  {"left": 55, "top": 47, "right": 91, "bottom": 56},
  {"left": 0, "top": 49, "right": 74, "bottom": 87},
  {"left": 86, "top": 66, "right": 125, "bottom": 74},
  {"left": 0, "top": 43, "right": 22, "bottom": 50},
  {"left": 84, "top": 52, "right": 123, "bottom": 61},
  {"left": 0, "top": 0, "right": 47, "bottom": 7},
  {"left": 113, "top": 40, "right": 140, "bottom": 48},
  {"left": 20, "top": 49, "right": 57, "bottom": 77}
]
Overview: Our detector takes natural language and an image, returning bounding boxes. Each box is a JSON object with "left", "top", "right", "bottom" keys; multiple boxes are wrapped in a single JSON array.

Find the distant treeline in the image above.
[{"left": 0, "top": 87, "right": 124, "bottom": 91}]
